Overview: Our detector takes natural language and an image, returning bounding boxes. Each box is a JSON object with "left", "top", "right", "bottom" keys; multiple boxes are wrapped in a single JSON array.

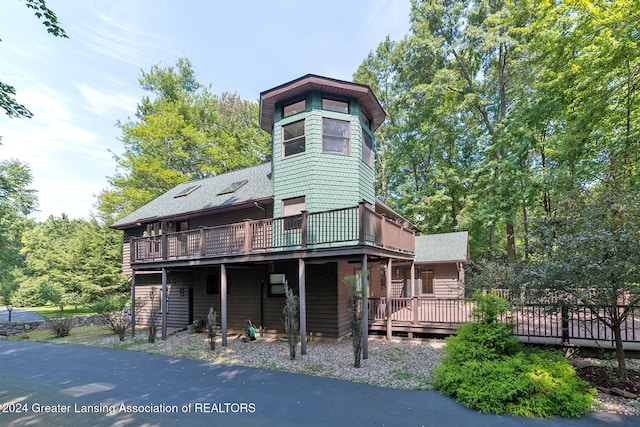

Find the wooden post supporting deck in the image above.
[
  {"left": 299, "top": 258, "right": 307, "bottom": 355},
  {"left": 131, "top": 271, "right": 136, "bottom": 339},
  {"left": 361, "top": 254, "right": 369, "bottom": 360},
  {"left": 221, "top": 264, "right": 228, "bottom": 346},
  {"left": 410, "top": 261, "right": 415, "bottom": 298},
  {"left": 161, "top": 268, "right": 167, "bottom": 340},
  {"left": 408, "top": 261, "right": 415, "bottom": 339},
  {"left": 386, "top": 258, "right": 392, "bottom": 341}
]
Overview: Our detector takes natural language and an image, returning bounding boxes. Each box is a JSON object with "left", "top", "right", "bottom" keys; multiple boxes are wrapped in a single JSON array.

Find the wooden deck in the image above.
[
  {"left": 129, "top": 204, "right": 415, "bottom": 265},
  {"left": 367, "top": 297, "right": 640, "bottom": 349}
]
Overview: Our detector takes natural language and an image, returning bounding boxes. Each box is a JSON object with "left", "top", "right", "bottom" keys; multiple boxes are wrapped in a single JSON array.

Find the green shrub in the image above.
[
  {"left": 433, "top": 292, "right": 595, "bottom": 418},
  {"left": 443, "top": 322, "right": 522, "bottom": 364},
  {"left": 434, "top": 349, "right": 595, "bottom": 417}
]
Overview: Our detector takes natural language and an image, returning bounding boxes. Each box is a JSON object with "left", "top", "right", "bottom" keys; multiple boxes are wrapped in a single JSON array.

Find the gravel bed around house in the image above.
[{"left": 67, "top": 329, "right": 640, "bottom": 416}]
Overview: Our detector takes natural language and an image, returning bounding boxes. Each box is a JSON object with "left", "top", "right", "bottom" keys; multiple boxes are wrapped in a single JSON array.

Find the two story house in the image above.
[{"left": 111, "top": 74, "right": 468, "bottom": 352}]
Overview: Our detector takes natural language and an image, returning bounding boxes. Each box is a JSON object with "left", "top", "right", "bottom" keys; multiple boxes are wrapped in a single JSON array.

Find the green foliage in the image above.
[
  {"left": 14, "top": 216, "right": 126, "bottom": 307},
  {"left": 434, "top": 295, "right": 595, "bottom": 417},
  {"left": 470, "top": 292, "right": 511, "bottom": 324},
  {"left": 434, "top": 349, "right": 595, "bottom": 418},
  {"left": 354, "top": 0, "right": 640, "bottom": 261},
  {"left": 0, "top": 159, "right": 36, "bottom": 304},
  {"left": 98, "top": 57, "right": 271, "bottom": 222},
  {"left": 443, "top": 322, "right": 521, "bottom": 366}
]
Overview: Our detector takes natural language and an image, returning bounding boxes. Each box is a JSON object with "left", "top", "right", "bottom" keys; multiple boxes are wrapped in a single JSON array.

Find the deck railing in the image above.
[
  {"left": 130, "top": 204, "right": 414, "bottom": 263},
  {"left": 368, "top": 297, "right": 640, "bottom": 343}
]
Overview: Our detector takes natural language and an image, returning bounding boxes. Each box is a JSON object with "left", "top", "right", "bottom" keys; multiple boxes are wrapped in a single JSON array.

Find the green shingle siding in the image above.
[{"left": 272, "top": 102, "right": 375, "bottom": 217}]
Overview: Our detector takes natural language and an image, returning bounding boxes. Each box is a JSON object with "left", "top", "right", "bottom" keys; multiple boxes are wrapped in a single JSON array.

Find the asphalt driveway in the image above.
[
  {"left": 0, "top": 306, "right": 45, "bottom": 323},
  {"left": 0, "top": 341, "right": 637, "bottom": 426}
]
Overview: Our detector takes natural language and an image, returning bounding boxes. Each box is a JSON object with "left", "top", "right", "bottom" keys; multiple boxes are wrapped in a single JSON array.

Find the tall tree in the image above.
[
  {"left": 0, "top": 158, "right": 37, "bottom": 303},
  {"left": 15, "top": 216, "right": 126, "bottom": 306},
  {"left": 356, "top": 1, "right": 535, "bottom": 260},
  {"left": 1, "top": 0, "right": 67, "bottom": 119},
  {"left": 98, "top": 58, "right": 271, "bottom": 222},
  {"left": 523, "top": 184, "right": 640, "bottom": 381}
]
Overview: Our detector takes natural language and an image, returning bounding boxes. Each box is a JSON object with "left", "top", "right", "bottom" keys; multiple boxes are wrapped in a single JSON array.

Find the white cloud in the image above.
[
  {"left": 73, "top": 4, "right": 179, "bottom": 68},
  {"left": 0, "top": 82, "right": 117, "bottom": 220},
  {"left": 75, "top": 83, "right": 139, "bottom": 117}
]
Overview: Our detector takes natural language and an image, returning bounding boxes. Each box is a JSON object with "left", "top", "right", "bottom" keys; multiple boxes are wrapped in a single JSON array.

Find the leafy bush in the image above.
[
  {"left": 434, "top": 349, "right": 595, "bottom": 417},
  {"left": 433, "top": 292, "right": 595, "bottom": 418},
  {"left": 91, "top": 294, "right": 130, "bottom": 341},
  {"left": 47, "top": 317, "right": 73, "bottom": 337},
  {"left": 442, "top": 322, "right": 522, "bottom": 365}
]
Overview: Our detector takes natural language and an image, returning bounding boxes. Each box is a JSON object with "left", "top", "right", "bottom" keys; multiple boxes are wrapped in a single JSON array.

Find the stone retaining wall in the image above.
[{"left": 0, "top": 315, "right": 101, "bottom": 337}]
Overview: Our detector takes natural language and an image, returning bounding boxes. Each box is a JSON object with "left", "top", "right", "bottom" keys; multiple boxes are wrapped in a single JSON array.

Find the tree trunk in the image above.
[
  {"left": 506, "top": 222, "right": 516, "bottom": 263},
  {"left": 613, "top": 319, "right": 628, "bottom": 382}
]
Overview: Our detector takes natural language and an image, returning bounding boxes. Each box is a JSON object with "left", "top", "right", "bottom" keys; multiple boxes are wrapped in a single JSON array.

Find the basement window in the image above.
[
  {"left": 269, "top": 273, "right": 286, "bottom": 296},
  {"left": 174, "top": 185, "right": 200, "bottom": 198},
  {"left": 217, "top": 179, "right": 248, "bottom": 196}
]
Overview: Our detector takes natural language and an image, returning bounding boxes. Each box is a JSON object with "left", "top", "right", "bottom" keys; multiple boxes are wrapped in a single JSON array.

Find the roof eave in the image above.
[
  {"left": 110, "top": 196, "right": 274, "bottom": 230},
  {"left": 259, "top": 74, "right": 386, "bottom": 132}
]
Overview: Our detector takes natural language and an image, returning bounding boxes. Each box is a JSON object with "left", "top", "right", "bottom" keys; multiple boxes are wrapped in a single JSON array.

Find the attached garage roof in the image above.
[
  {"left": 111, "top": 163, "right": 274, "bottom": 229},
  {"left": 414, "top": 232, "right": 470, "bottom": 264}
]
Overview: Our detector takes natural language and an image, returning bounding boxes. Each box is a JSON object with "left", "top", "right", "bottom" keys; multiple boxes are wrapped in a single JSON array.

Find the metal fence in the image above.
[{"left": 368, "top": 297, "right": 640, "bottom": 343}]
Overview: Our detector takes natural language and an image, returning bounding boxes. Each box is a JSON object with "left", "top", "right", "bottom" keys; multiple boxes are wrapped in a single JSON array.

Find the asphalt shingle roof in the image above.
[
  {"left": 111, "top": 163, "right": 273, "bottom": 228},
  {"left": 414, "top": 231, "right": 469, "bottom": 263}
]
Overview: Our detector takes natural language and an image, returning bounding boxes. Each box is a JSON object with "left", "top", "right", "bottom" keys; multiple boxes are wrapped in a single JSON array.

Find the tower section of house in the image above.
[{"left": 259, "top": 75, "right": 386, "bottom": 217}]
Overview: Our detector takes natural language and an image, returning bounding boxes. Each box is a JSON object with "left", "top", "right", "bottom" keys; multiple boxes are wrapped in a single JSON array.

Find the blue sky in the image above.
[{"left": 0, "top": 0, "right": 410, "bottom": 221}]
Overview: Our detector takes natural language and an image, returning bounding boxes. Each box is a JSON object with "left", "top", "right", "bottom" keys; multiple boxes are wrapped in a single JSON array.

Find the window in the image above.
[
  {"left": 282, "top": 196, "right": 305, "bottom": 230},
  {"left": 206, "top": 274, "right": 220, "bottom": 294},
  {"left": 283, "top": 99, "right": 305, "bottom": 117},
  {"left": 421, "top": 268, "right": 434, "bottom": 294},
  {"left": 282, "top": 119, "right": 305, "bottom": 157},
  {"left": 174, "top": 184, "right": 200, "bottom": 198},
  {"left": 361, "top": 113, "right": 372, "bottom": 130},
  {"left": 322, "top": 98, "right": 349, "bottom": 114},
  {"left": 269, "top": 273, "right": 286, "bottom": 296},
  {"left": 322, "top": 118, "right": 350, "bottom": 154},
  {"left": 362, "top": 127, "right": 373, "bottom": 166},
  {"left": 217, "top": 179, "right": 248, "bottom": 196}
]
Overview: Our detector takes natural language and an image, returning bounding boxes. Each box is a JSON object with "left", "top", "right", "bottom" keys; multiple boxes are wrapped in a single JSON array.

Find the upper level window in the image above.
[
  {"left": 361, "top": 113, "right": 372, "bottom": 130},
  {"left": 322, "top": 98, "right": 349, "bottom": 114},
  {"left": 322, "top": 118, "right": 350, "bottom": 155},
  {"left": 282, "top": 119, "right": 305, "bottom": 157},
  {"left": 362, "top": 128, "right": 373, "bottom": 166},
  {"left": 283, "top": 99, "right": 305, "bottom": 118}
]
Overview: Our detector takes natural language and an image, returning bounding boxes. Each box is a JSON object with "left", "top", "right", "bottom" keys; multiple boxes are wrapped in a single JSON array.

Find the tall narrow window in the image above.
[
  {"left": 362, "top": 127, "right": 373, "bottom": 166},
  {"left": 283, "top": 99, "right": 305, "bottom": 117},
  {"left": 322, "top": 118, "right": 350, "bottom": 155},
  {"left": 421, "top": 268, "right": 434, "bottom": 294},
  {"left": 282, "top": 119, "right": 305, "bottom": 157},
  {"left": 322, "top": 98, "right": 349, "bottom": 113}
]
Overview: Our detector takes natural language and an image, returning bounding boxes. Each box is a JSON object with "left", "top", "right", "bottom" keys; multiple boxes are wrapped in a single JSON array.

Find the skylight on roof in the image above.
[
  {"left": 174, "top": 185, "right": 200, "bottom": 198},
  {"left": 217, "top": 179, "right": 248, "bottom": 196}
]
